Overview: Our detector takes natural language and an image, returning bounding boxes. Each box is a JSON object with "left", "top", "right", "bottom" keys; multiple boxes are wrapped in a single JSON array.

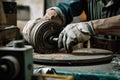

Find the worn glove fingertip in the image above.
[
  {"left": 58, "top": 32, "right": 64, "bottom": 48},
  {"left": 58, "top": 43, "right": 63, "bottom": 49},
  {"left": 66, "top": 45, "right": 73, "bottom": 53}
]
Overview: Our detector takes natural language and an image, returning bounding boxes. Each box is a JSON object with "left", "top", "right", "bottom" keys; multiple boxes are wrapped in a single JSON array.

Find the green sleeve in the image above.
[{"left": 56, "top": 0, "right": 85, "bottom": 24}]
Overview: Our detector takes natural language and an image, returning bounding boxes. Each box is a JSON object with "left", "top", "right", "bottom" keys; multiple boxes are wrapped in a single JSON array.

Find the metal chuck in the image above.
[{"left": 23, "top": 18, "right": 63, "bottom": 53}]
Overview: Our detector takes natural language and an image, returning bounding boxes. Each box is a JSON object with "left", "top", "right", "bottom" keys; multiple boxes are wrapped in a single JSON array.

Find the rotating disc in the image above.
[
  {"left": 33, "top": 48, "right": 113, "bottom": 66},
  {"left": 30, "top": 19, "right": 62, "bottom": 53}
]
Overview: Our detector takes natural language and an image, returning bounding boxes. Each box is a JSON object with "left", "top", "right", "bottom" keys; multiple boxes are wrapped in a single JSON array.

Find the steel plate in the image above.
[{"left": 33, "top": 48, "right": 114, "bottom": 66}]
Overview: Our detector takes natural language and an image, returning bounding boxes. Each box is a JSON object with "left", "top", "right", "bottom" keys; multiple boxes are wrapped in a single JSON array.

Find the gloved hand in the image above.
[
  {"left": 33, "top": 67, "right": 56, "bottom": 74},
  {"left": 43, "top": 9, "right": 62, "bottom": 25},
  {"left": 58, "top": 22, "right": 95, "bottom": 53}
]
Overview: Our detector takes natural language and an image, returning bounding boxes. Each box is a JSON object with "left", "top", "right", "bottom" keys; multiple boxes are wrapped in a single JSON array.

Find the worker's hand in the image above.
[
  {"left": 58, "top": 22, "right": 95, "bottom": 53},
  {"left": 43, "top": 9, "right": 62, "bottom": 25}
]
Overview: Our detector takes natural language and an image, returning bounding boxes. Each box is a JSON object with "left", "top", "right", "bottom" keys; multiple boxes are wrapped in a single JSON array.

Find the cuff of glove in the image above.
[
  {"left": 85, "top": 22, "right": 95, "bottom": 35},
  {"left": 78, "top": 22, "right": 95, "bottom": 36},
  {"left": 46, "top": 7, "right": 66, "bottom": 26},
  {"left": 76, "top": 22, "right": 95, "bottom": 36}
]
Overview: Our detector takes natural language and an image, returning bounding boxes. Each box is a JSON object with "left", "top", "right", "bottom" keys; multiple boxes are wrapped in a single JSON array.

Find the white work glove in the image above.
[
  {"left": 33, "top": 67, "right": 56, "bottom": 74},
  {"left": 58, "top": 22, "right": 95, "bottom": 53}
]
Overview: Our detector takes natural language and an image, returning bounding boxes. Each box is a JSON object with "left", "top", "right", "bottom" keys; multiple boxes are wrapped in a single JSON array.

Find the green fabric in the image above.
[
  {"left": 56, "top": 0, "right": 120, "bottom": 24},
  {"left": 56, "top": 70, "right": 120, "bottom": 80}
]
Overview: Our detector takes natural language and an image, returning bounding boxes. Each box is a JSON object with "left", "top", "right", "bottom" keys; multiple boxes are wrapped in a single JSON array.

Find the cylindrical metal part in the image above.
[
  {"left": 49, "top": 36, "right": 58, "bottom": 43},
  {"left": 23, "top": 18, "right": 62, "bottom": 53},
  {"left": 0, "top": 56, "right": 20, "bottom": 80}
]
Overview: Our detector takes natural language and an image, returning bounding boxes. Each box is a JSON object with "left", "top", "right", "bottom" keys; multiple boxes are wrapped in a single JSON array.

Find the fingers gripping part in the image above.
[{"left": 58, "top": 22, "right": 93, "bottom": 53}]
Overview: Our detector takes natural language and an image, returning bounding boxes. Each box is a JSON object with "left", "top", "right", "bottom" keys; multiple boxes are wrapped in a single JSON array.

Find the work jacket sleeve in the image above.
[{"left": 56, "top": 0, "right": 85, "bottom": 25}]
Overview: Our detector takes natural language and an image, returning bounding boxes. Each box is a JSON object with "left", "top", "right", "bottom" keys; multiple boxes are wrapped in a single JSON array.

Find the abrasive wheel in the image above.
[
  {"left": 33, "top": 48, "right": 114, "bottom": 66},
  {"left": 29, "top": 19, "right": 62, "bottom": 54}
]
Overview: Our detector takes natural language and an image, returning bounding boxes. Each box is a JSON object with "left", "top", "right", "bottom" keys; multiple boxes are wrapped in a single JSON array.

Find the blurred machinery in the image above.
[
  {"left": 0, "top": 1, "right": 120, "bottom": 80},
  {"left": 23, "top": 18, "right": 63, "bottom": 53},
  {"left": 0, "top": 41, "right": 33, "bottom": 80},
  {"left": 0, "top": 1, "right": 34, "bottom": 80},
  {"left": 0, "top": 1, "right": 74, "bottom": 80},
  {"left": 0, "top": 1, "right": 19, "bottom": 45}
]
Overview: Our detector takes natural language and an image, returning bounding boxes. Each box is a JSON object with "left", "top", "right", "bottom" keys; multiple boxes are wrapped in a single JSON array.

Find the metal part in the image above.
[
  {"left": 0, "top": 44, "right": 33, "bottom": 80},
  {"left": 0, "top": 56, "right": 20, "bottom": 80},
  {"left": 0, "top": 26, "right": 20, "bottom": 46},
  {"left": 33, "top": 48, "right": 113, "bottom": 66},
  {"left": 25, "top": 18, "right": 62, "bottom": 53}
]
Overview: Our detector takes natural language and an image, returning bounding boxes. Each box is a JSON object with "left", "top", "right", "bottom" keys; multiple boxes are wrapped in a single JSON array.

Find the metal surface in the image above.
[
  {"left": 0, "top": 56, "right": 20, "bottom": 79},
  {"left": 0, "top": 26, "right": 20, "bottom": 46},
  {"left": 29, "top": 19, "right": 62, "bottom": 53},
  {"left": 0, "top": 45, "right": 33, "bottom": 80},
  {"left": 33, "top": 48, "right": 113, "bottom": 66}
]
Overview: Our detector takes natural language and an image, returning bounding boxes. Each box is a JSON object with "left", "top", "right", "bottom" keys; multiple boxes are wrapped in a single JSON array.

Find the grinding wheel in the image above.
[
  {"left": 33, "top": 48, "right": 114, "bottom": 66},
  {"left": 23, "top": 18, "right": 62, "bottom": 53}
]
